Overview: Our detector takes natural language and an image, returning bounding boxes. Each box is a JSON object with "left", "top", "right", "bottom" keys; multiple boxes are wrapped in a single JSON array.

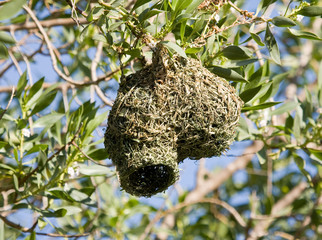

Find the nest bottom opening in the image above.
[{"left": 128, "top": 164, "right": 174, "bottom": 196}]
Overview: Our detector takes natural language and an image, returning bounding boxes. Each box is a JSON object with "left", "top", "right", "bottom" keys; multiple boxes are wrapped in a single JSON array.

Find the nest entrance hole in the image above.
[{"left": 128, "top": 164, "right": 174, "bottom": 195}]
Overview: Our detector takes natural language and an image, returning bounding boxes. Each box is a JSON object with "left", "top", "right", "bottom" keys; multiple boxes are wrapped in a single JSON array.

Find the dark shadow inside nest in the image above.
[{"left": 128, "top": 164, "right": 174, "bottom": 195}]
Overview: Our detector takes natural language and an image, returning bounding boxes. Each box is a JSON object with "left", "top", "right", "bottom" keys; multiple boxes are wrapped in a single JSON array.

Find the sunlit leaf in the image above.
[
  {"left": 269, "top": 101, "right": 300, "bottom": 115},
  {"left": 265, "top": 24, "right": 281, "bottom": 64},
  {"left": 0, "top": 0, "right": 27, "bottom": 21},
  {"left": 161, "top": 41, "right": 187, "bottom": 58},
  {"left": 297, "top": 6, "right": 322, "bottom": 17},
  {"left": 0, "top": 31, "right": 16, "bottom": 44},
  {"left": 209, "top": 66, "right": 248, "bottom": 83},
  {"left": 79, "top": 164, "right": 112, "bottom": 176},
  {"left": 288, "top": 28, "right": 322, "bottom": 41},
  {"left": 131, "top": 0, "right": 151, "bottom": 12},
  {"left": 16, "top": 71, "right": 28, "bottom": 98},
  {"left": 33, "top": 112, "right": 64, "bottom": 128},
  {"left": 242, "top": 102, "right": 281, "bottom": 112},
  {"left": 272, "top": 16, "right": 296, "bottom": 27}
]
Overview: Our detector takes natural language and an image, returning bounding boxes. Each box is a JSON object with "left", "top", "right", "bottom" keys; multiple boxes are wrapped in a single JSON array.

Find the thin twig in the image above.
[
  {"left": 0, "top": 18, "right": 88, "bottom": 31},
  {"left": 23, "top": 6, "right": 103, "bottom": 87},
  {"left": 0, "top": 214, "right": 90, "bottom": 238},
  {"left": 0, "top": 87, "right": 15, "bottom": 121},
  {"left": 71, "top": 141, "right": 113, "bottom": 167},
  {"left": 20, "top": 124, "right": 83, "bottom": 187},
  {"left": 140, "top": 198, "right": 247, "bottom": 239}
]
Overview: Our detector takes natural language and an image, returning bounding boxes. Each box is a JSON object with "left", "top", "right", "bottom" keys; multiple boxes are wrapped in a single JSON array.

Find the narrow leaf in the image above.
[
  {"left": 0, "top": 42, "right": 8, "bottom": 59},
  {"left": 250, "top": 32, "right": 265, "bottom": 46},
  {"left": 239, "top": 86, "right": 262, "bottom": 103},
  {"left": 288, "top": 28, "right": 322, "bottom": 41},
  {"left": 79, "top": 164, "right": 112, "bottom": 176},
  {"left": 161, "top": 41, "right": 187, "bottom": 58},
  {"left": 222, "top": 45, "right": 251, "bottom": 60},
  {"left": 33, "top": 112, "right": 64, "bottom": 128},
  {"left": 209, "top": 66, "right": 248, "bottom": 83},
  {"left": 272, "top": 16, "right": 296, "bottom": 27},
  {"left": 297, "top": 6, "right": 322, "bottom": 17},
  {"left": 131, "top": 0, "right": 151, "bottom": 12},
  {"left": 0, "top": 31, "right": 16, "bottom": 44},
  {"left": 16, "top": 71, "right": 28, "bottom": 98},
  {"left": 0, "top": 0, "right": 27, "bottom": 21},
  {"left": 185, "top": 0, "right": 204, "bottom": 13},
  {"left": 242, "top": 102, "right": 281, "bottom": 112},
  {"left": 265, "top": 24, "right": 281, "bottom": 65},
  {"left": 269, "top": 101, "right": 300, "bottom": 115}
]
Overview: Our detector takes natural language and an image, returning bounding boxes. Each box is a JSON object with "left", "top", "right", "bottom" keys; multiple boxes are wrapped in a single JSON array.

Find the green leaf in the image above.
[
  {"left": 84, "top": 111, "right": 107, "bottom": 138},
  {"left": 33, "top": 112, "right": 64, "bottom": 128},
  {"left": 87, "top": 148, "right": 108, "bottom": 161},
  {"left": 131, "top": 0, "right": 151, "bottom": 12},
  {"left": 222, "top": 46, "right": 252, "bottom": 60},
  {"left": 185, "top": 47, "right": 202, "bottom": 54},
  {"left": 138, "top": 9, "right": 163, "bottom": 22},
  {"left": 256, "top": 147, "right": 267, "bottom": 164},
  {"left": 30, "top": 90, "right": 57, "bottom": 116},
  {"left": 288, "top": 28, "right": 322, "bottom": 41},
  {"left": 239, "top": 86, "right": 262, "bottom": 103},
  {"left": 209, "top": 66, "right": 248, "bottom": 83},
  {"left": 0, "top": 141, "right": 8, "bottom": 149},
  {"left": 16, "top": 71, "right": 28, "bottom": 98},
  {"left": 250, "top": 32, "right": 265, "bottom": 46},
  {"left": 37, "top": 218, "right": 47, "bottom": 230},
  {"left": 12, "top": 203, "right": 29, "bottom": 210},
  {"left": 270, "top": 72, "right": 288, "bottom": 97},
  {"left": 92, "top": 34, "right": 107, "bottom": 43},
  {"left": 173, "top": 0, "right": 193, "bottom": 14},
  {"left": 308, "top": 148, "right": 322, "bottom": 166},
  {"left": 242, "top": 102, "right": 281, "bottom": 112},
  {"left": 41, "top": 208, "right": 67, "bottom": 218},
  {"left": 297, "top": 6, "right": 322, "bottom": 17},
  {"left": 271, "top": 16, "right": 296, "bottom": 27},
  {"left": 48, "top": 188, "right": 75, "bottom": 202},
  {"left": 69, "top": 188, "right": 92, "bottom": 203},
  {"left": 249, "top": 24, "right": 265, "bottom": 46},
  {"left": 53, "top": 206, "right": 82, "bottom": 216},
  {"left": 269, "top": 101, "right": 300, "bottom": 116},
  {"left": 79, "top": 164, "right": 112, "bottom": 176},
  {"left": 161, "top": 41, "right": 187, "bottom": 58},
  {"left": 13, "top": 174, "right": 19, "bottom": 191},
  {"left": 0, "top": 0, "right": 27, "bottom": 21},
  {"left": 25, "top": 144, "right": 48, "bottom": 156},
  {"left": 223, "top": 59, "right": 259, "bottom": 68},
  {"left": 265, "top": 24, "right": 281, "bottom": 65},
  {"left": 0, "top": 31, "right": 16, "bottom": 44},
  {"left": 0, "top": 163, "right": 15, "bottom": 171},
  {"left": 293, "top": 154, "right": 313, "bottom": 186},
  {"left": 25, "top": 77, "right": 44, "bottom": 109},
  {"left": 0, "top": 42, "right": 8, "bottom": 59},
  {"left": 256, "top": 0, "right": 277, "bottom": 15},
  {"left": 185, "top": 0, "right": 204, "bottom": 14},
  {"left": 293, "top": 106, "right": 303, "bottom": 142}
]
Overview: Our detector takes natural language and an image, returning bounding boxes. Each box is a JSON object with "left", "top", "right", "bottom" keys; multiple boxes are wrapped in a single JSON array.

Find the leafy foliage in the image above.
[{"left": 0, "top": 0, "right": 321, "bottom": 239}]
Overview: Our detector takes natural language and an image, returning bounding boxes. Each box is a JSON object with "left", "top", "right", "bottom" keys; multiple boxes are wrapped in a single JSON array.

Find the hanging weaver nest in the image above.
[{"left": 104, "top": 44, "right": 243, "bottom": 197}]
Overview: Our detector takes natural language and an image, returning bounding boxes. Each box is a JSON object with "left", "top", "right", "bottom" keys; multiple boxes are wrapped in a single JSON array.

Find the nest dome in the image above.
[{"left": 104, "top": 45, "right": 243, "bottom": 197}]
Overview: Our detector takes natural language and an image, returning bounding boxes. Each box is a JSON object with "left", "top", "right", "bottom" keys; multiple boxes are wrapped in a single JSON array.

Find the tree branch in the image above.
[
  {"left": 0, "top": 18, "right": 88, "bottom": 31},
  {"left": 248, "top": 181, "right": 308, "bottom": 239},
  {"left": 140, "top": 197, "right": 247, "bottom": 240}
]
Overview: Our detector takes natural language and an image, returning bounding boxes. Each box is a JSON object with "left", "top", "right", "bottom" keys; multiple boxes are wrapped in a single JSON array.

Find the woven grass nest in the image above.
[{"left": 104, "top": 44, "right": 243, "bottom": 197}]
